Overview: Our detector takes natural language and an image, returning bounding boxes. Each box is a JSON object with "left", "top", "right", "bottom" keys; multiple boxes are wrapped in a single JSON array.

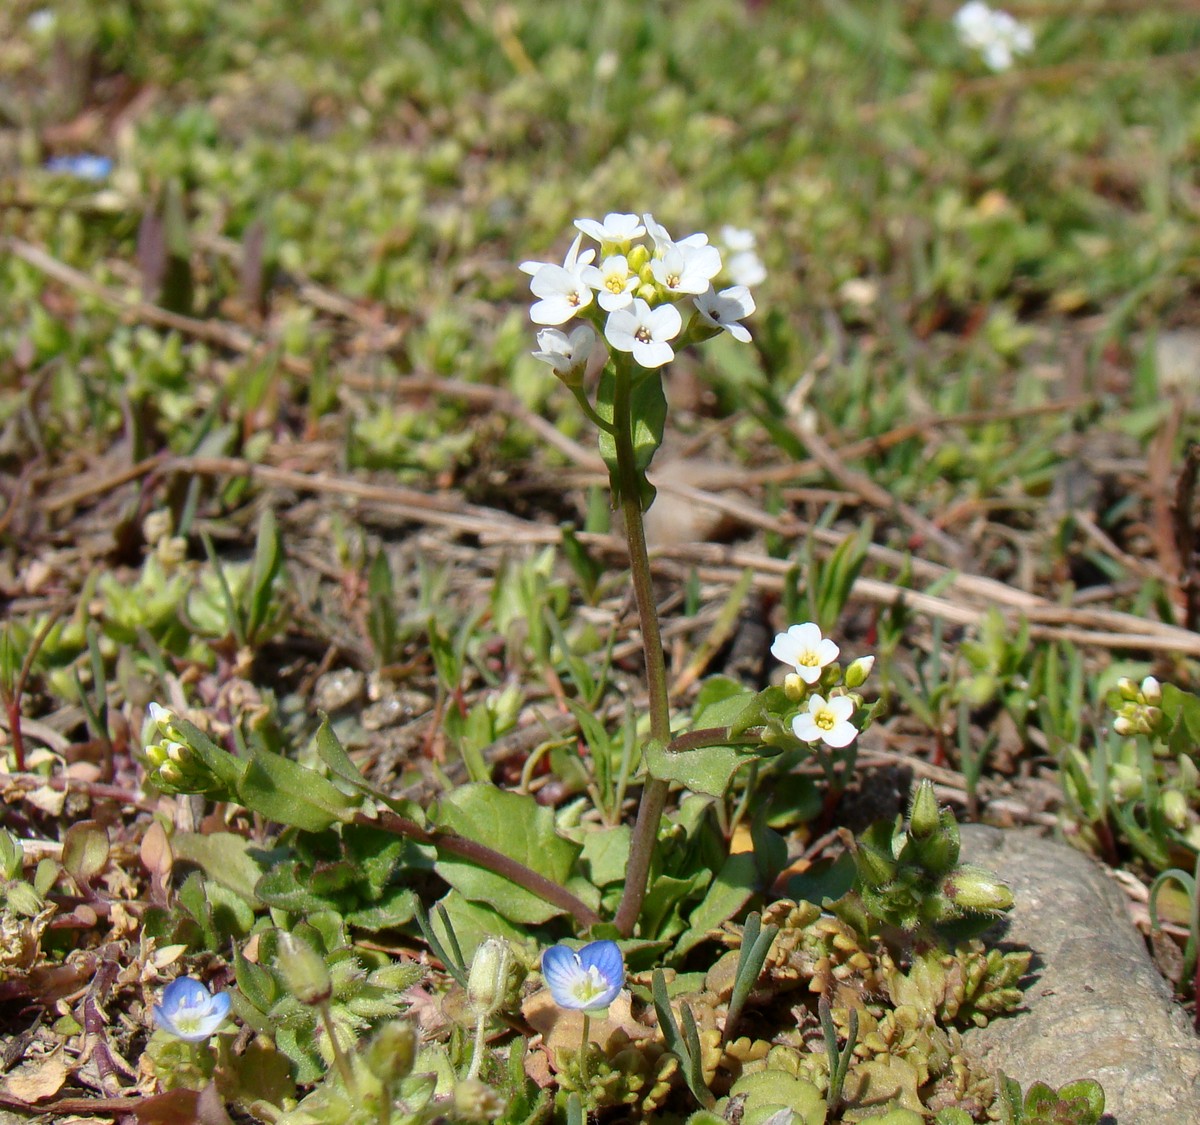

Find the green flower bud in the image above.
[
  {"left": 1116, "top": 677, "right": 1139, "bottom": 702},
  {"left": 1141, "top": 707, "right": 1164, "bottom": 735},
  {"left": 467, "top": 938, "right": 513, "bottom": 1017},
  {"left": 1108, "top": 763, "right": 1143, "bottom": 802},
  {"left": 158, "top": 762, "right": 185, "bottom": 787},
  {"left": 454, "top": 1078, "right": 507, "bottom": 1121},
  {"left": 908, "top": 780, "right": 941, "bottom": 840},
  {"left": 1162, "top": 789, "right": 1189, "bottom": 830},
  {"left": 626, "top": 244, "right": 650, "bottom": 273},
  {"left": 852, "top": 841, "right": 899, "bottom": 888},
  {"left": 844, "top": 655, "right": 875, "bottom": 689},
  {"left": 636, "top": 281, "right": 658, "bottom": 304},
  {"left": 939, "top": 864, "right": 1014, "bottom": 914},
  {"left": 276, "top": 932, "right": 332, "bottom": 1006},
  {"left": 362, "top": 1020, "right": 416, "bottom": 1083},
  {"left": 1140, "top": 676, "right": 1162, "bottom": 707},
  {"left": 1179, "top": 754, "right": 1199, "bottom": 793}
]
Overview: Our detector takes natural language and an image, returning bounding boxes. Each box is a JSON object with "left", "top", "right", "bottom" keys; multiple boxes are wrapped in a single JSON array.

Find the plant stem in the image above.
[
  {"left": 578, "top": 1013, "right": 592, "bottom": 1095},
  {"left": 611, "top": 359, "right": 674, "bottom": 938},
  {"left": 318, "top": 999, "right": 357, "bottom": 1096}
]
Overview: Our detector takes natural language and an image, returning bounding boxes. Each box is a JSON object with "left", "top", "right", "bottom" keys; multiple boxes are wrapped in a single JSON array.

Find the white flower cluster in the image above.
[
  {"left": 522, "top": 213, "right": 762, "bottom": 376},
  {"left": 953, "top": 1, "right": 1033, "bottom": 72}
]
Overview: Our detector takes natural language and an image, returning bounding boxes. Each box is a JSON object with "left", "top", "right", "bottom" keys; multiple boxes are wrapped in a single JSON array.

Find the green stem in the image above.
[
  {"left": 364, "top": 811, "right": 602, "bottom": 929},
  {"left": 318, "top": 999, "right": 357, "bottom": 1096},
  {"left": 467, "top": 1011, "right": 488, "bottom": 1081},
  {"left": 611, "top": 356, "right": 674, "bottom": 938}
]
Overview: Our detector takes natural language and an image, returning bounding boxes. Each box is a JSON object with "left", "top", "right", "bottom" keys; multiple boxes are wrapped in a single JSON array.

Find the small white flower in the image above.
[
  {"left": 953, "top": 1, "right": 1033, "bottom": 72},
  {"left": 727, "top": 250, "right": 766, "bottom": 288},
  {"left": 604, "top": 298, "right": 682, "bottom": 369},
  {"left": 771, "top": 622, "right": 839, "bottom": 684},
  {"left": 529, "top": 262, "right": 594, "bottom": 326},
  {"left": 651, "top": 242, "right": 723, "bottom": 297},
  {"left": 694, "top": 285, "right": 756, "bottom": 342},
  {"left": 519, "top": 232, "right": 596, "bottom": 277},
  {"left": 720, "top": 226, "right": 757, "bottom": 253},
  {"left": 583, "top": 254, "right": 638, "bottom": 311},
  {"left": 574, "top": 212, "right": 645, "bottom": 246},
  {"left": 642, "top": 212, "right": 710, "bottom": 255},
  {"left": 792, "top": 694, "right": 858, "bottom": 749},
  {"left": 531, "top": 324, "right": 596, "bottom": 383}
]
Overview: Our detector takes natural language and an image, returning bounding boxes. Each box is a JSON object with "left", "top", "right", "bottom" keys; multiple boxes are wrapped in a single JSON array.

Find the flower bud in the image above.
[
  {"left": 143, "top": 509, "right": 173, "bottom": 547},
  {"left": 852, "top": 841, "right": 898, "bottom": 889},
  {"left": 636, "top": 281, "right": 658, "bottom": 304},
  {"left": 1112, "top": 714, "right": 1135, "bottom": 737},
  {"left": 1179, "top": 754, "right": 1199, "bottom": 793},
  {"left": 276, "top": 932, "right": 332, "bottom": 1006},
  {"left": 158, "top": 762, "right": 185, "bottom": 787},
  {"left": 454, "top": 1078, "right": 507, "bottom": 1121},
  {"left": 467, "top": 938, "right": 513, "bottom": 1017},
  {"left": 1140, "top": 676, "right": 1162, "bottom": 707},
  {"left": 783, "top": 673, "right": 807, "bottom": 703},
  {"left": 1108, "top": 762, "right": 1143, "bottom": 802},
  {"left": 362, "top": 1020, "right": 416, "bottom": 1083},
  {"left": 908, "top": 781, "right": 941, "bottom": 840},
  {"left": 1162, "top": 789, "right": 1189, "bottom": 830},
  {"left": 939, "top": 864, "right": 1014, "bottom": 914},
  {"left": 1116, "top": 677, "right": 1139, "bottom": 702},
  {"left": 1141, "top": 707, "right": 1163, "bottom": 735},
  {"left": 844, "top": 655, "right": 875, "bottom": 690},
  {"left": 626, "top": 244, "right": 650, "bottom": 273}
]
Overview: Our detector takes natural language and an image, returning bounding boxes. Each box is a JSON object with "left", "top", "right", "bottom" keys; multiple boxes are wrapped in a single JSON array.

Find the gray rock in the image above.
[{"left": 959, "top": 825, "right": 1200, "bottom": 1123}]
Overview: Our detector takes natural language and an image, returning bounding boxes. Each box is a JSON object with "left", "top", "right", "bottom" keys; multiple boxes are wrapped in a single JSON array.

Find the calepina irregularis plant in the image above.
[{"left": 57, "top": 210, "right": 1095, "bottom": 1122}]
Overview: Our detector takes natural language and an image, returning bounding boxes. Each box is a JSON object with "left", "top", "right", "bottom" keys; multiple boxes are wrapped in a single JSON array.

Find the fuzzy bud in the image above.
[
  {"left": 844, "top": 655, "right": 875, "bottom": 689},
  {"left": 276, "top": 932, "right": 332, "bottom": 1006},
  {"left": 362, "top": 1020, "right": 416, "bottom": 1083},
  {"left": 939, "top": 864, "right": 1014, "bottom": 914},
  {"left": 852, "top": 841, "right": 898, "bottom": 889},
  {"left": 1162, "top": 789, "right": 1189, "bottom": 830},
  {"left": 908, "top": 780, "right": 941, "bottom": 840},
  {"left": 467, "top": 938, "right": 514, "bottom": 1017},
  {"left": 454, "top": 1078, "right": 507, "bottom": 1121}
]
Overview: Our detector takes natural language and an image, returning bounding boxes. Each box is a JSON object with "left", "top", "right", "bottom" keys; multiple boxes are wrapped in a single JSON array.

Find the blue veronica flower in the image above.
[
  {"left": 541, "top": 940, "right": 625, "bottom": 1011},
  {"left": 152, "top": 976, "right": 230, "bottom": 1041},
  {"left": 44, "top": 154, "right": 113, "bottom": 182}
]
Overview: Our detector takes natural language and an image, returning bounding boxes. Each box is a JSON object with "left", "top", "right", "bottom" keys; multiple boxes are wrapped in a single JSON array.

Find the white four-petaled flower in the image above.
[
  {"left": 531, "top": 324, "right": 596, "bottom": 384},
  {"left": 792, "top": 694, "right": 858, "bottom": 749},
  {"left": 152, "top": 976, "right": 231, "bottom": 1042},
  {"left": 574, "top": 212, "right": 646, "bottom": 246},
  {"left": 953, "top": 1, "right": 1033, "bottom": 72},
  {"left": 519, "top": 232, "right": 596, "bottom": 278},
  {"left": 650, "top": 242, "right": 723, "bottom": 297},
  {"left": 583, "top": 255, "right": 639, "bottom": 312},
  {"left": 529, "top": 263, "right": 594, "bottom": 326},
  {"left": 695, "top": 285, "right": 756, "bottom": 342},
  {"left": 771, "top": 622, "right": 839, "bottom": 684},
  {"left": 541, "top": 940, "right": 625, "bottom": 1011},
  {"left": 604, "top": 298, "right": 682, "bottom": 369}
]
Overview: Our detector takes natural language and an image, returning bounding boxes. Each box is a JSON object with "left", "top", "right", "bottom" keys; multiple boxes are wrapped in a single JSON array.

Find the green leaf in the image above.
[
  {"left": 171, "top": 832, "right": 265, "bottom": 905},
  {"left": 674, "top": 852, "right": 760, "bottom": 958},
  {"left": 579, "top": 825, "right": 632, "bottom": 887},
  {"left": 431, "top": 784, "right": 585, "bottom": 925},
  {"left": 345, "top": 887, "right": 418, "bottom": 931},
  {"left": 645, "top": 740, "right": 755, "bottom": 798},
  {"left": 61, "top": 822, "right": 109, "bottom": 886},
  {"left": 430, "top": 889, "right": 530, "bottom": 962},
  {"left": 255, "top": 862, "right": 330, "bottom": 913},
  {"left": 238, "top": 748, "right": 358, "bottom": 832},
  {"left": 247, "top": 507, "right": 283, "bottom": 641},
  {"left": 596, "top": 366, "right": 668, "bottom": 509}
]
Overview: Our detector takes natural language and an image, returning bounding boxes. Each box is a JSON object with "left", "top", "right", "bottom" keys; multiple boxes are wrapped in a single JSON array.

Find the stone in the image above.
[{"left": 959, "top": 824, "right": 1200, "bottom": 1123}]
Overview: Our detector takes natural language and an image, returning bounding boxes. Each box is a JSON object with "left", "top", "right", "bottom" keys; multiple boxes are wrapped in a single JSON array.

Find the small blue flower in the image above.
[
  {"left": 152, "top": 976, "right": 230, "bottom": 1042},
  {"left": 541, "top": 940, "right": 624, "bottom": 1011},
  {"left": 44, "top": 154, "right": 113, "bottom": 182}
]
